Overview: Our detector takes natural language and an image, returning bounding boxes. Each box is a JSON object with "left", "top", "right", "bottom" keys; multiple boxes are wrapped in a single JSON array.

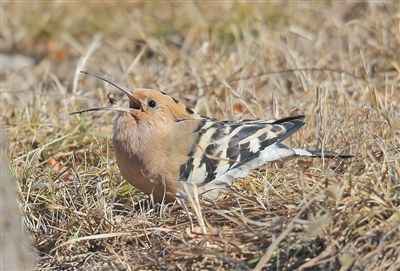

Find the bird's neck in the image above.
[{"left": 113, "top": 114, "right": 145, "bottom": 157}]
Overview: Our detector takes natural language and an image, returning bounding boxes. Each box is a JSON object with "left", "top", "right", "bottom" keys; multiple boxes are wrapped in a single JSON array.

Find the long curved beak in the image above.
[
  {"left": 76, "top": 71, "right": 144, "bottom": 113},
  {"left": 80, "top": 71, "right": 140, "bottom": 103},
  {"left": 69, "top": 106, "right": 131, "bottom": 115}
]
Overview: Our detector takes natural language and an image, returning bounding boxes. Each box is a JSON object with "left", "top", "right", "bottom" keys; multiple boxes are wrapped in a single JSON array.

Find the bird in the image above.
[{"left": 73, "top": 71, "right": 352, "bottom": 202}]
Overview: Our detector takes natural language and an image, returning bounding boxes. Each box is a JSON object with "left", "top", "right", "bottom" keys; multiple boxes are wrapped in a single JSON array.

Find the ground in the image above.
[{"left": 1, "top": 1, "right": 400, "bottom": 270}]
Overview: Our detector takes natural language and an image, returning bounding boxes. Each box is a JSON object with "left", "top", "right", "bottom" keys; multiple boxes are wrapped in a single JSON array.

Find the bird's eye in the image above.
[{"left": 148, "top": 99, "right": 157, "bottom": 108}]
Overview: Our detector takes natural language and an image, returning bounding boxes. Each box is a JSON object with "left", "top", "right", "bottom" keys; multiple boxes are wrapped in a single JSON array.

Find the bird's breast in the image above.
[{"left": 112, "top": 126, "right": 180, "bottom": 201}]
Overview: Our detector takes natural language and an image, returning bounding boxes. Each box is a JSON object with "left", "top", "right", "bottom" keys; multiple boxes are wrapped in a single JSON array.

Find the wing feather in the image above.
[{"left": 178, "top": 115, "right": 305, "bottom": 185}]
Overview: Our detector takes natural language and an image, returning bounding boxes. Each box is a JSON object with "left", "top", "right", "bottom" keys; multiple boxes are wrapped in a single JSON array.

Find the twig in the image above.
[
  {"left": 253, "top": 198, "right": 315, "bottom": 271},
  {"left": 72, "top": 34, "right": 102, "bottom": 94},
  {"left": 52, "top": 232, "right": 132, "bottom": 252},
  {"left": 204, "top": 67, "right": 367, "bottom": 90},
  {"left": 14, "top": 132, "right": 75, "bottom": 161}
]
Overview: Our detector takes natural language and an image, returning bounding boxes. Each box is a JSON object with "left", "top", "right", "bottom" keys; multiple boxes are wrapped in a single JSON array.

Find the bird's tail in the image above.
[{"left": 293, "top": 148, "right": 353, "bottom": 159}]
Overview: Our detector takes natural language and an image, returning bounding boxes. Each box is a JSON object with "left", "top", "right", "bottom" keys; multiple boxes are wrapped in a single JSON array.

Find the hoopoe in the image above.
[{"left": 73, "top": 71, "right": 352, "bottom": 202}]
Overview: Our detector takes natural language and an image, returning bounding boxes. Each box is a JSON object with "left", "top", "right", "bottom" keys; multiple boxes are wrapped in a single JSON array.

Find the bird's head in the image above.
[
  {"left": 121, "top": 89, "right": 197, "bottom": 125},
  {"left": 71, "top": 71, "right": 199, "bottom": 127}
]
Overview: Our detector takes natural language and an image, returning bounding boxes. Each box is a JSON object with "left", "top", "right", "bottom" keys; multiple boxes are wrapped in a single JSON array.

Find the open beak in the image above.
[{"left": 129, "top": 96, "right": 143, "bottom": 111}]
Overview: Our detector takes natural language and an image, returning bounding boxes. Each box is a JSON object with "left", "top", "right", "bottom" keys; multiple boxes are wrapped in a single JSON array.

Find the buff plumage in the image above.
[{"left": 74, "top": 72, "right": 352, "bottom": 202}]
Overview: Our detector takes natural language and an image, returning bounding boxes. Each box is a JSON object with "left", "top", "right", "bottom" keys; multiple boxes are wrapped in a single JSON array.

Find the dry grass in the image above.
[{"left": 1, "top": 1, "right": 400, "bottom": 270}]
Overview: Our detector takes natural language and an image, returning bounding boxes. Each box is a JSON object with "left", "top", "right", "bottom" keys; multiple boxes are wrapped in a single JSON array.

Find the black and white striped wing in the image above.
[{"left": 178, "top": 115, "right": 305, "bottom": 185}]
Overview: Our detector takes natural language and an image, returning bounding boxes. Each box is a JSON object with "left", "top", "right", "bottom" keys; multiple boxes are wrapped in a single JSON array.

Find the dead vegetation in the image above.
[{"left": 1, "top": 1, "right": 400, "bottom": 270}]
